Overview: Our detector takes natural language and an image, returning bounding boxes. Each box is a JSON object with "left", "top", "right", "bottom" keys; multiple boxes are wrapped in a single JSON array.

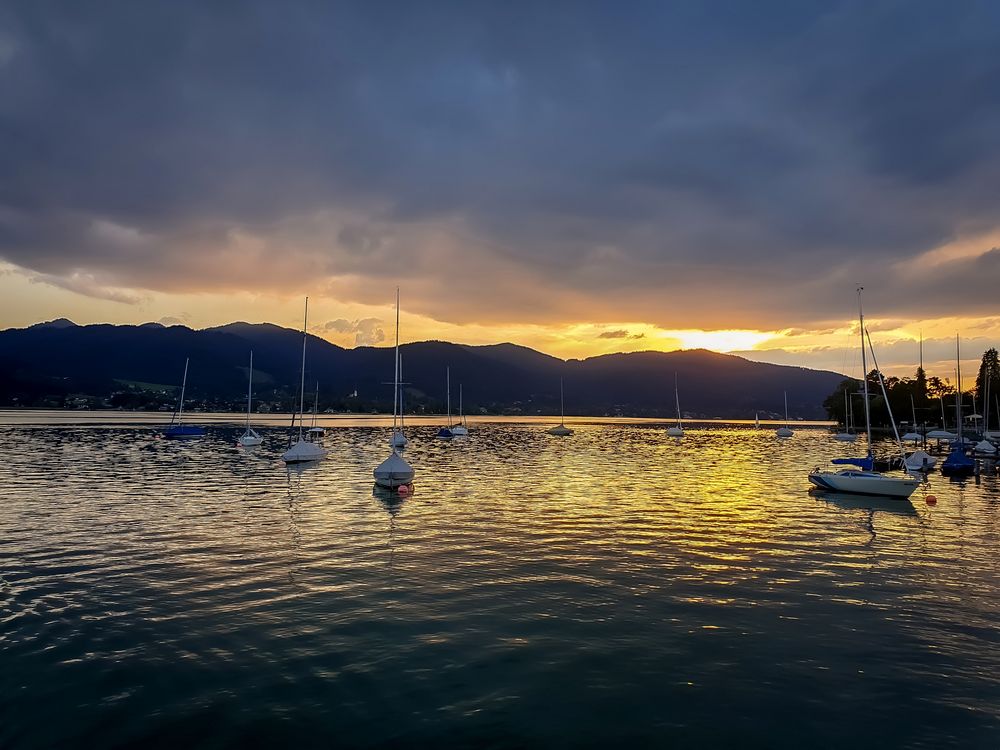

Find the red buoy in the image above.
[
  {"left": 398, "top": 484, "right": 411, "bottom": 496},
  {"left": 926, "top": 495, "right": 937, "bottom": 505}
]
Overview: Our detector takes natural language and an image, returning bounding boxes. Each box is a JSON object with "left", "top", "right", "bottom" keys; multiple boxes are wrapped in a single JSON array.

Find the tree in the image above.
[{"left": 975, "top": 348, "right": 1000, "bottom": 404}]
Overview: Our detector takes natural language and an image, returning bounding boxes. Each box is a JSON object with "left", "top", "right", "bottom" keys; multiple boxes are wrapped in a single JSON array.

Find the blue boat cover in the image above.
[
  {"left": 941, "top": 445, "right": 975, "bottom": 470},
  {"left": 832, "top": 456, "right": 874, "bottom": 471},
  {"left": 164, "top": 424, "right": 206, "bottom": 437}
]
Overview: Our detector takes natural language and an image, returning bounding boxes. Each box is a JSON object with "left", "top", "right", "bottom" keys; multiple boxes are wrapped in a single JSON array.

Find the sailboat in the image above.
[
  {"left": 374, "top": 289, "right": 414, "bottom": 490},
  {"left": 904, "top": 387, "right": 937, "bottom": 469},
  {"left": 307, "top": 383, "right": 325, "bottom": 439},
  {"left": 238, "top": 351, "right": 263, "bottom": 446},
  {"left": 666, "top": 373, "right": 684, "bottom": 437},
  {"left": 164, "top": 358, "right": 205, "bottom": 439},
  {"left": 974, "top": 379, "right": 995, "bottom": 454},
  {"left": 775, "top": 392, "right": 794, "bottom": 438},
  {"left": 808, "top": 288, "right": 919, "bottom": 499},
  {"left": 451, "top": 384, "right": 469, "bottom": 436},
  {"left": 282, "top": 298, "right": 327, "bottom": 464},
  {"left": 834, "top": 388, "right": 856, "bottom": 442},
  {"left": 941, "top": 335, "right": 976, "bottom": 477},
  {"left": 990, "top": 395, "right": 1000, "bottom": 440},
  {"left": 926, "top": 396, "right": 956, "bottom": 441},
  {"left": 390, "top": 292, "right": 408, "bottom": 449},
  {"left": 436, "top": 367, "right": 454, "bottom": 439},
  {"left": 547, "top": 378, "right": 573, "bottom": 436},
  {"left": 754, "top": 412, "right": 760, "bottom": 429}
]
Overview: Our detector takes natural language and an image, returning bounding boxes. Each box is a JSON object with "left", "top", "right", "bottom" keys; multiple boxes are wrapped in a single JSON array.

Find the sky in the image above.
[{"left": 1, "top": 1, "right": 998, "bottom": 379}]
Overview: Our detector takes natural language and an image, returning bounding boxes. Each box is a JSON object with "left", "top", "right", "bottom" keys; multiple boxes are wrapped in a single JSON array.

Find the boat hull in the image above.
[
  {"left": 164, "top": 425, "right": 205, "bottom": 439},
  {"left": 282, "top": 440, "right": 327, "bottom": 464},
  {"left": 373, "top": 452, "right": 415, "bottom": 488},
  {"left": 808, "top": 470, "right": 918, "bottom": 498}
]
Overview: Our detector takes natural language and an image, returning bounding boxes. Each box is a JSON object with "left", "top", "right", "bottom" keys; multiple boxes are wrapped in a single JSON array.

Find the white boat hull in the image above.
[
  {"left": 776, "top": 427, "right": 793, "bottom": 438},
  {"left": 390, "top": 431, "right": 408, "bottom": 448},
  {"left": 666, "top": 426, "right": 684, "bottom": 437},
  {"left": 808, "top": 469, "right": 918, "bottom": 498},
  {"left": 373, "top": 451, "right": 415, "bottom": 488},
  {"left": 450, "top": 425, "right": 469, "bottom": 436},
  {"left": 548, "top": 424, "right": 573, "bottom": 436},
  {"left": 282, "top": 439, "right": 327, "bottom": 464}
]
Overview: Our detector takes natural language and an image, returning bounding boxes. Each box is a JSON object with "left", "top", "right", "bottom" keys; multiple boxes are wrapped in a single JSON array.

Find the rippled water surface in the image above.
[{"left": 3, "top": 420, "right": 1000, "bottom": 748}]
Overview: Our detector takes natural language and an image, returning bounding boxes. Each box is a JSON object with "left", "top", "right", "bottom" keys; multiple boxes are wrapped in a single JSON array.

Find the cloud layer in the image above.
[{"left": 1, "top": 2, "right": 1000, "bottom": 333}]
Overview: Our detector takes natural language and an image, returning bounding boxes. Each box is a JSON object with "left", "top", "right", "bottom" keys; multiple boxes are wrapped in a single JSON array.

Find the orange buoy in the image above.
[
  {"left": 398, "top": 484, "right": 411, "bottom": 496},
  {"left": 926, "top": 495, "right": 937, "bottom": 505}
]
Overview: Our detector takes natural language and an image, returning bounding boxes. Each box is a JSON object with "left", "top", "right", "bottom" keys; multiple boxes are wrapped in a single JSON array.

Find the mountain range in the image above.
[{"left": 0, "top": 319, "right": 845, "bottom": 418}]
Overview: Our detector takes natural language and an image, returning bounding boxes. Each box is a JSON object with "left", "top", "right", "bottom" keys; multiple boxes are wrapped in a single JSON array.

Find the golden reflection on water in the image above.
[{"left": 1, "top": 421, "right": 1000, "bottom": 746}]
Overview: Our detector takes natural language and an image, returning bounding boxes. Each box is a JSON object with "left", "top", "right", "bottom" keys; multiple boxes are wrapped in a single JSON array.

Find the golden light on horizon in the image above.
[{"left": 664, "top": 329, "right": 775, "bottom": 353}]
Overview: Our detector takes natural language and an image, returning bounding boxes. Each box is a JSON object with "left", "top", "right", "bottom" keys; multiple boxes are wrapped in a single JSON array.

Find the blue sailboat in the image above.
[
  {"left": 436, "top": 366, "right": 454, "bottom": 439},
  {"left": 941, "top": 335, "right": 975, "bottom": 478},
  {"left": 164, "top": 358, "right": 205, "bottom": 439}
]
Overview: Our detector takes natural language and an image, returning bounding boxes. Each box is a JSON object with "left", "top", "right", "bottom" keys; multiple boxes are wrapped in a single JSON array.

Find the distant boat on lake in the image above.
[
  {"left": 374, "top": 289, "right": 414, "bottom": 490},
  {"left": 436, "top": 367, "right": 454, "bottom": 439},
  {"left": 667, "top": 373, "right": 684, "bottom": 437},
  {"left": 238, "top": 351, "right": 262, "bottom": 447},
  {"left": 834, "top": 387, "right": 856, "bottom": 442},
  {"left": 451, "top": 384, "right": 469, "bottom": 436},
  {"left": 548, "top": 378, "right": 574, "bottom": 436},
  {"left": 776, "top": 392, "right": 793, "bottom": 438},
  {"left": 282, "top": 298, "right": 327, "bottom": 464},
  {"left": 164, "top": 357, "right": 205, "bottom": 439}
]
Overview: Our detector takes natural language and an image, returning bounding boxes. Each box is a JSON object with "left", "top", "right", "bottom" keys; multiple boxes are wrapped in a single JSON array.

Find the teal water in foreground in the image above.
[{"left": 2, "top": 422, "right": 999, "bottom": 748}]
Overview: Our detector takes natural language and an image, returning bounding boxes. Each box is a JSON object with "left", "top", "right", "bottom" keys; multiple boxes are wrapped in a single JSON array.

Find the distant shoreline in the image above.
[{"left": 0, "top": 409, "right": 837, "bottom": 428}]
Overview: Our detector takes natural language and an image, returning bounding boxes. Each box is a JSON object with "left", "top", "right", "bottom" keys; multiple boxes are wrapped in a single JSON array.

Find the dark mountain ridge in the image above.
[{"left": 0, "top": 321, "right": 844, "bottom": 417}]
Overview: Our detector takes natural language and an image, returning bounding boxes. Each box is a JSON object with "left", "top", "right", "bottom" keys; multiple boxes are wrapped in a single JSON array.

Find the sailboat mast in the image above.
[
  {"left": 446, "top": 366, "right": 451, "bottom": 422},
  {"left": 560, "top": 377, "right": 565, "bottom": 422},
  {"left": 784, "top": 391, "right": 789, "bottom": 428},
  {"left": 313, "top": 382, "right": 319, "bottom": 428},
  {"left": 393, "top": 288, "right": 400, "bottom": 433},
  {"left": 246, "top": 351, "right": 253, "bottom": 429},
  {"left": 956, "top": 335, "right": 963, "bottom": 441},
  {"left": 298, "top": 297, "right": 308, "bottom": 441},
  {"left": 674, "top": 373, "right": 682, "bottom": 427},
  {"left": 858, "top": 287, "right": 872, "bottom": 452},
  {"left": 178, "top": 357, "right": 189, "bottom": 426},
  {"left": 459, "top": 384, "right": 463, "bottom": 424}
]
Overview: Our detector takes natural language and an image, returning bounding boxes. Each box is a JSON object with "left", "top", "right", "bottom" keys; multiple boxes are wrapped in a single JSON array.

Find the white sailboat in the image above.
[
  {"left": 451, "top": 384, "right": 469, "bottom": 436},
  {"left": 809, "top": 288, "right": 919, "bottom": 499},
  {"left": 901, "top": 394, "right": 921, "bottom": 442},
  {"left": 547, "top": 378, "right": 573, "bottom": 436},
  {"left": 926, "top": 396, "right": 956, "bottom": 441},
  {"left": 238, "top": 351, "right": 263, "bottom": 446},
  {"left": 667, "top": 373, "right": 684, "bottom": 437},
  {"left": 390, "top": 292, "right": 408, "bottom": 449},
  {"left": 307, "top": 383, "right": 325, "bottom": 439},
  {"left": 976, "top": 375, "right": 996, "bottom": 454},
  {"left": 282, "top": 298, "right": 327, "bottom": 464},
  {"left": 374, "top": 288, "right": 414, "bottom": 490},
  {"left": 754, "top": 412, "right": 760, "bottom": 429},
  {"left": 775, "top": 392, "right": 794, "bottom": 438},
  {"left": 834, "top": 388, "right": 856, "bottom": 442},
  {"left": 436, "top": 367, "right": 454, "bottom": 439}
]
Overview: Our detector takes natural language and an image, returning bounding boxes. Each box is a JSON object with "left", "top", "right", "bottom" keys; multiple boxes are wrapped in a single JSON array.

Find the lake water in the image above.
[{"left": 2, "top": 417, "right": 1000, "bottom": 748}]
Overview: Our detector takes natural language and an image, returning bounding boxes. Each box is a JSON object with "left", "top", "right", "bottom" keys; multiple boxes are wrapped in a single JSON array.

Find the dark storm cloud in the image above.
[{"left": 2, "top": 1, "right": 1000, "bottom": 327}]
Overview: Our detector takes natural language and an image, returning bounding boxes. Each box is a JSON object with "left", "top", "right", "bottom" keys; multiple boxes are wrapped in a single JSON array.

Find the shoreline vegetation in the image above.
[{"left": 822, "top": 347, "right": 999, "bottom": 430}]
